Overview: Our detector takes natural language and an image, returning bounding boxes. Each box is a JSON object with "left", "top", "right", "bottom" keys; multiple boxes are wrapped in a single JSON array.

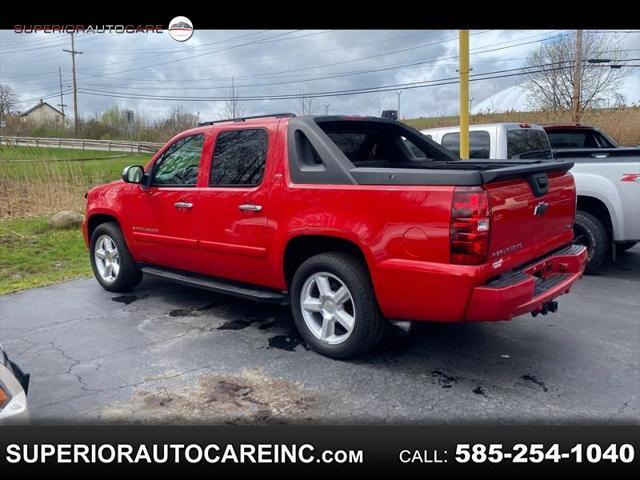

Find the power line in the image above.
[
  {"left": 0, "top": 29, "right": 542, "bottom": 85},
  {"left": 74, "top": 61, "right": 638, "bottom": 103},
  {"left": 83, "top": 30, "right": 271, "bottom": 54},
  {"left": 154, "top": 30, "right": 568, "bottom": 83},
  {"left": 75, "top": 30, "right": 302, "bottom": 77},
  {"left": 75, "top": 30, "right": 477, "bottom": 84},
  {"left": 0, "top": 32, "right": 121, "bottom": 55},
  {"left": 72, "top": 30, "right": 316, "bottom": 74},
  {"left": 74, "top": 30, "right": 548, "bottom": 91},
  {"left": 78, "top": 32, "right": 584, "bottom": 93}
]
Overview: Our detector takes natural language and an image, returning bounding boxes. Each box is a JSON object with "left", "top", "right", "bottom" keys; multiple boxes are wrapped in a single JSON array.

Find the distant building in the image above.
[{"left": 20, "top": 100, "right": 65, "bottom": 124}]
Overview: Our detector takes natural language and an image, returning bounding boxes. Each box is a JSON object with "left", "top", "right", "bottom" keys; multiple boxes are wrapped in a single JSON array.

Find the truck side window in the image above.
[
  {"left": 210, "top": 129, "right": 268, "bottom": 186},
  {"left": 152, "top": 134, "right": 204, "bottom": 186},
  {"left": 507, "top": 129, "right": 552, "bottom": 159},
  {"left": 442, "top": 131, "right": 490, "bottom": 159}
]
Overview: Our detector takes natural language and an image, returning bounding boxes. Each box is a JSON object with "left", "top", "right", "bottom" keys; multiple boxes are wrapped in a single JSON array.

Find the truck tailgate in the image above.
[{"left": 485, "top": 171, "right": 576, "bottom": 272}]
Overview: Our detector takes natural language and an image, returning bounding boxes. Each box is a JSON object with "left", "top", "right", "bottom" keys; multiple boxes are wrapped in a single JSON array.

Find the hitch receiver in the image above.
[{"left": 531, "top": 300, "right": 559, "bottom": 317}]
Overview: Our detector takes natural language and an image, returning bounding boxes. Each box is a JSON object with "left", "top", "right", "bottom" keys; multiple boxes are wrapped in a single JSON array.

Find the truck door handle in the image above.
[
  {"left": 238, "top": 204, "right": 262, "bottom": 212},
  {"left": 174, "top": 201, "right": 193, "bottom": 209}
]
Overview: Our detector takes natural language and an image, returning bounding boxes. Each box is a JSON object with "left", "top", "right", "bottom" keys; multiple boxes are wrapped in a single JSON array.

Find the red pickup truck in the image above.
[{"left": 83, "top": 114, "right": 587, "bottom": 358}]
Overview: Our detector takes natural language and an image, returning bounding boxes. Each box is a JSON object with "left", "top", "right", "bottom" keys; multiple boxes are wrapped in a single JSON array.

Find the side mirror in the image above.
[{"left": 122, "top": 165, "right": 145, "bottom": 184}]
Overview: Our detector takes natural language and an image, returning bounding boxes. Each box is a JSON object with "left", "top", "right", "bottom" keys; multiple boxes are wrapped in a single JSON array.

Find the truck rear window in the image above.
[
  {"left": 316, "top": 120, "right": 456, "bottom": 168},
  {"left": 546, "top": 129, "right": 616, "bottom": 149},
  {"left": 441, "top": 131, "right": 491, "bottom": 159},
  {"left": 507, "top": 129, "right": 552, "bottom": 159},
  {"left": 326, "top": 132, "right": 389, "bottom": 165}
]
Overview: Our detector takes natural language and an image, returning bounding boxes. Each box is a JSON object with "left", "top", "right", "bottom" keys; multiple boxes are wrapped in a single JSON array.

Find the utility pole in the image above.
[
  {"left": 63, "top": 33, "right": 83, "bottom": 134},
  {"left": 572, "top": 29, "right": 583, "bottom": 123},
  {"left": 324, "top": 104, "right": 330, "bottom": 115},
  {"left": 458, "top": 30, "right": 470, "bottom": 160},
  {"left": 395, "top": 91, "right": 402, "bottom": 118},
  {"left": 231, "top": 76, "right": 236, "bottom": 118},
  {"left": 57, "top": 66, "right": 67, "bottom": 124}
]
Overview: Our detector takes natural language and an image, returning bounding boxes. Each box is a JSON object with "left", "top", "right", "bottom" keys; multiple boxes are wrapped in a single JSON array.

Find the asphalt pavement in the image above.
[{"left": 1, "top": 247, "right": 638, "bottom": 424}]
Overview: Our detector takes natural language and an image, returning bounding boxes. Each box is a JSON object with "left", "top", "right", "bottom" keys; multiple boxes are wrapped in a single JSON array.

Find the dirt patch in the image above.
[{"left": 102, "top": 371, "right": 317, "bottom": 424}]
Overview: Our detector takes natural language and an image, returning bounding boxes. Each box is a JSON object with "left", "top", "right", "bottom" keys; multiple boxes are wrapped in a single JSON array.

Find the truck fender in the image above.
[{"left": 572, "top": 171, "right": 622, "bottom": 239}]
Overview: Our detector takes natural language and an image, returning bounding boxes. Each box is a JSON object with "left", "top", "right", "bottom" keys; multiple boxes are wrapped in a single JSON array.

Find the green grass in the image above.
[
  {"left": 0, "top": 146, "right": 148, "bottom": 293},
  {"left": 0, "top": 217, "right": 91, "bottom": 294},
  {"left": 0, "top": 146, "right": 150, "bottom": 183}
]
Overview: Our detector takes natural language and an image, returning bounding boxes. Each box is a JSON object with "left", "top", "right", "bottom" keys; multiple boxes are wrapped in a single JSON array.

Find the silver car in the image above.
[{"left": 0, "top": 343, "right": 29, "bottom": 423}]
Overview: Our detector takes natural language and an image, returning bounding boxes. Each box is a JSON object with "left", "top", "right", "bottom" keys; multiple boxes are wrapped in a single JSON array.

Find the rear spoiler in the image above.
[
  {"left": 350, "top": 160, "right": 574, "bottom": 187},
  {"left": 553, "top": 148, "right": 640, "bottom": 160},
  {"left": 479, "top": 160, "right": 574, "bottom": 184}
]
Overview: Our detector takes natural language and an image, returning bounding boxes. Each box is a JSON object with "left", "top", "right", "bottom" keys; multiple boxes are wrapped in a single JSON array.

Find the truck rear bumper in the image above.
[{"left": 465, "top": 244, "right": 587, "bottom": 321}]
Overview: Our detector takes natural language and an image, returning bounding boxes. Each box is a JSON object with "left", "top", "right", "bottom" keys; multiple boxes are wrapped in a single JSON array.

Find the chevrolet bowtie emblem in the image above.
[{"left": 534, "top": 202, "right": 549, "bottom": 216}]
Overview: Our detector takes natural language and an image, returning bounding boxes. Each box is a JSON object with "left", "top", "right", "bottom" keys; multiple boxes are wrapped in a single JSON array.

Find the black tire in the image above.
[
  {"left": 573, "top": 210, "right": 609, "bottom": 274},
  {"left": 89, "top": 222, "right": 142, "bottom": 292},
  {"left": 616, "top": 241, "right": 638, "bottom": 253},
  {"left": 290, "top": 252, "right": 386, "bottom": 359}
]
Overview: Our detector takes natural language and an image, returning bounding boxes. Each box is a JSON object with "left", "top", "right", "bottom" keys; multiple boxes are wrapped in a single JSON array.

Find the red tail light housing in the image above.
[{"left": 450, "top": 187, "right": 491, "bottom": 265}]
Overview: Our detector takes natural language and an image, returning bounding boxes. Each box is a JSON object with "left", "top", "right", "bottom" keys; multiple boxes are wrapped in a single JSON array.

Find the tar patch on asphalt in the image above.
[
  {"left": 521, "top": 374, "right": 549, "bottom": 392},
  {"left": 168, "top": 301, "right": 226, "bottom": 317},
  {"left": 473, "top": 386, "right": 488, "bottom": 397},
  {"left": 267, "top": 333, "right": 308, "bottom": 352},
  {"left": 111, "top": 294, "right": 149, "bottom": 305},
  {"left": 430, "top": 370, "right": 459, "bottom": 389}
]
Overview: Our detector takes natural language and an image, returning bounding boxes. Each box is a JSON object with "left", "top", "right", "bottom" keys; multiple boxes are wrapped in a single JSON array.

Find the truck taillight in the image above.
[{"left": 450, "top": 187, "right": 491, "bottom": 265}]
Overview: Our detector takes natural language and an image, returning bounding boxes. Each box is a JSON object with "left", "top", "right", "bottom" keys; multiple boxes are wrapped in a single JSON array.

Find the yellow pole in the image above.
[{"left": 459, "top": 30, "right": 470, "bottom": 160}]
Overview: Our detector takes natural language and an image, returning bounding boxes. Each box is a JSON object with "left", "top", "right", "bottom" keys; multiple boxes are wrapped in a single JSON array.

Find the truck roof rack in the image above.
[{"left": 199, "top": 112, "right": 296, "bottom": 126}]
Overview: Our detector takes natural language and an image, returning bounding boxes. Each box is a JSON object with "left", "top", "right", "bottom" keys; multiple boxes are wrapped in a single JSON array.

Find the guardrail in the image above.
[{"left": 0, "top": 136, "right": 164, "bottom": 154}]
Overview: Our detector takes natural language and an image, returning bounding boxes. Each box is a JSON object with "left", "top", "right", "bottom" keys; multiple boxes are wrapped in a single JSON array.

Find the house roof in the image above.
[{"left": 20, "top": 101, "right": 65, "bottom": 117}]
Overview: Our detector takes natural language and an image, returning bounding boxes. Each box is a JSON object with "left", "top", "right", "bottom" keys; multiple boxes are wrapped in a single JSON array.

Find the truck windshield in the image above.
[{"left": 507, "top": 129, "right": 553, "bottom": 159}]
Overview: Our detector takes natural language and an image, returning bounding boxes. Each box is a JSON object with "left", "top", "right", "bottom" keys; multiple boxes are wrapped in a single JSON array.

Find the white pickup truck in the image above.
[{"left": 421, "top": 123, "right": 640, "bottom": 272}]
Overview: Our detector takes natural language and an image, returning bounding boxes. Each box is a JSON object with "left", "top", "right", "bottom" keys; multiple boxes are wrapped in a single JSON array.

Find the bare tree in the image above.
[
  {"left": 155, "top": 106, "right": 199, "bottom": 138},
  {"left": 218, "top": 98, "right": 246, "bottom": 119},
  {"left": 523, "top": 31, "right": 629, "bottom": 121},
  {"left": 366, "top": 95, "right": 390, "bottom": 116},
  {"left": 216, "top": 77, "right": 246, "bottom": 119},
  {"left": 0, "top": 84, "right": 19, "bottom": 118}
]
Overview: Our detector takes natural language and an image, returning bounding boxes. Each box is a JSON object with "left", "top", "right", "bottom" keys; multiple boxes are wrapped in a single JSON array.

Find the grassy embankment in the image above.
[{"left": 0, "top": 146, "right": 149, "bottom": 293}]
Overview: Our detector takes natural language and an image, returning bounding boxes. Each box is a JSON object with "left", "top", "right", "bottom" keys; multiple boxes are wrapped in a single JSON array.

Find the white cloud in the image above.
[{"left": 1, "top": 29, "right": 638, "bottom": 121}]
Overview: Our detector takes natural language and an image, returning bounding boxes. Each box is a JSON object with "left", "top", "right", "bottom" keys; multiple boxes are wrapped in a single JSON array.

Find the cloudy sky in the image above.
[{"left": 1, "top": 29, "right": 638, "bottom": 122}]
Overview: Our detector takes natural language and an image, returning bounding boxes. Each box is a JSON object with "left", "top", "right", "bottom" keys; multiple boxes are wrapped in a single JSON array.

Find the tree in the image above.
[
  {"left": 522, "top": 31, "right": 629, "bottom": 122},
  {"left": 156, "top": 106, "right": 199, "bottom": 138},
  {"left": 217, "top": 77, "right": 246, "bottom": 119},
  {"left": 218, "top": 97, "right": 246, "bottom": 119},
  {"left": 0, "top": 84, "right": 19, "bottom": 118},
  {"left": 101, "top": 106, "right": 129, "bottom": 129}
]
